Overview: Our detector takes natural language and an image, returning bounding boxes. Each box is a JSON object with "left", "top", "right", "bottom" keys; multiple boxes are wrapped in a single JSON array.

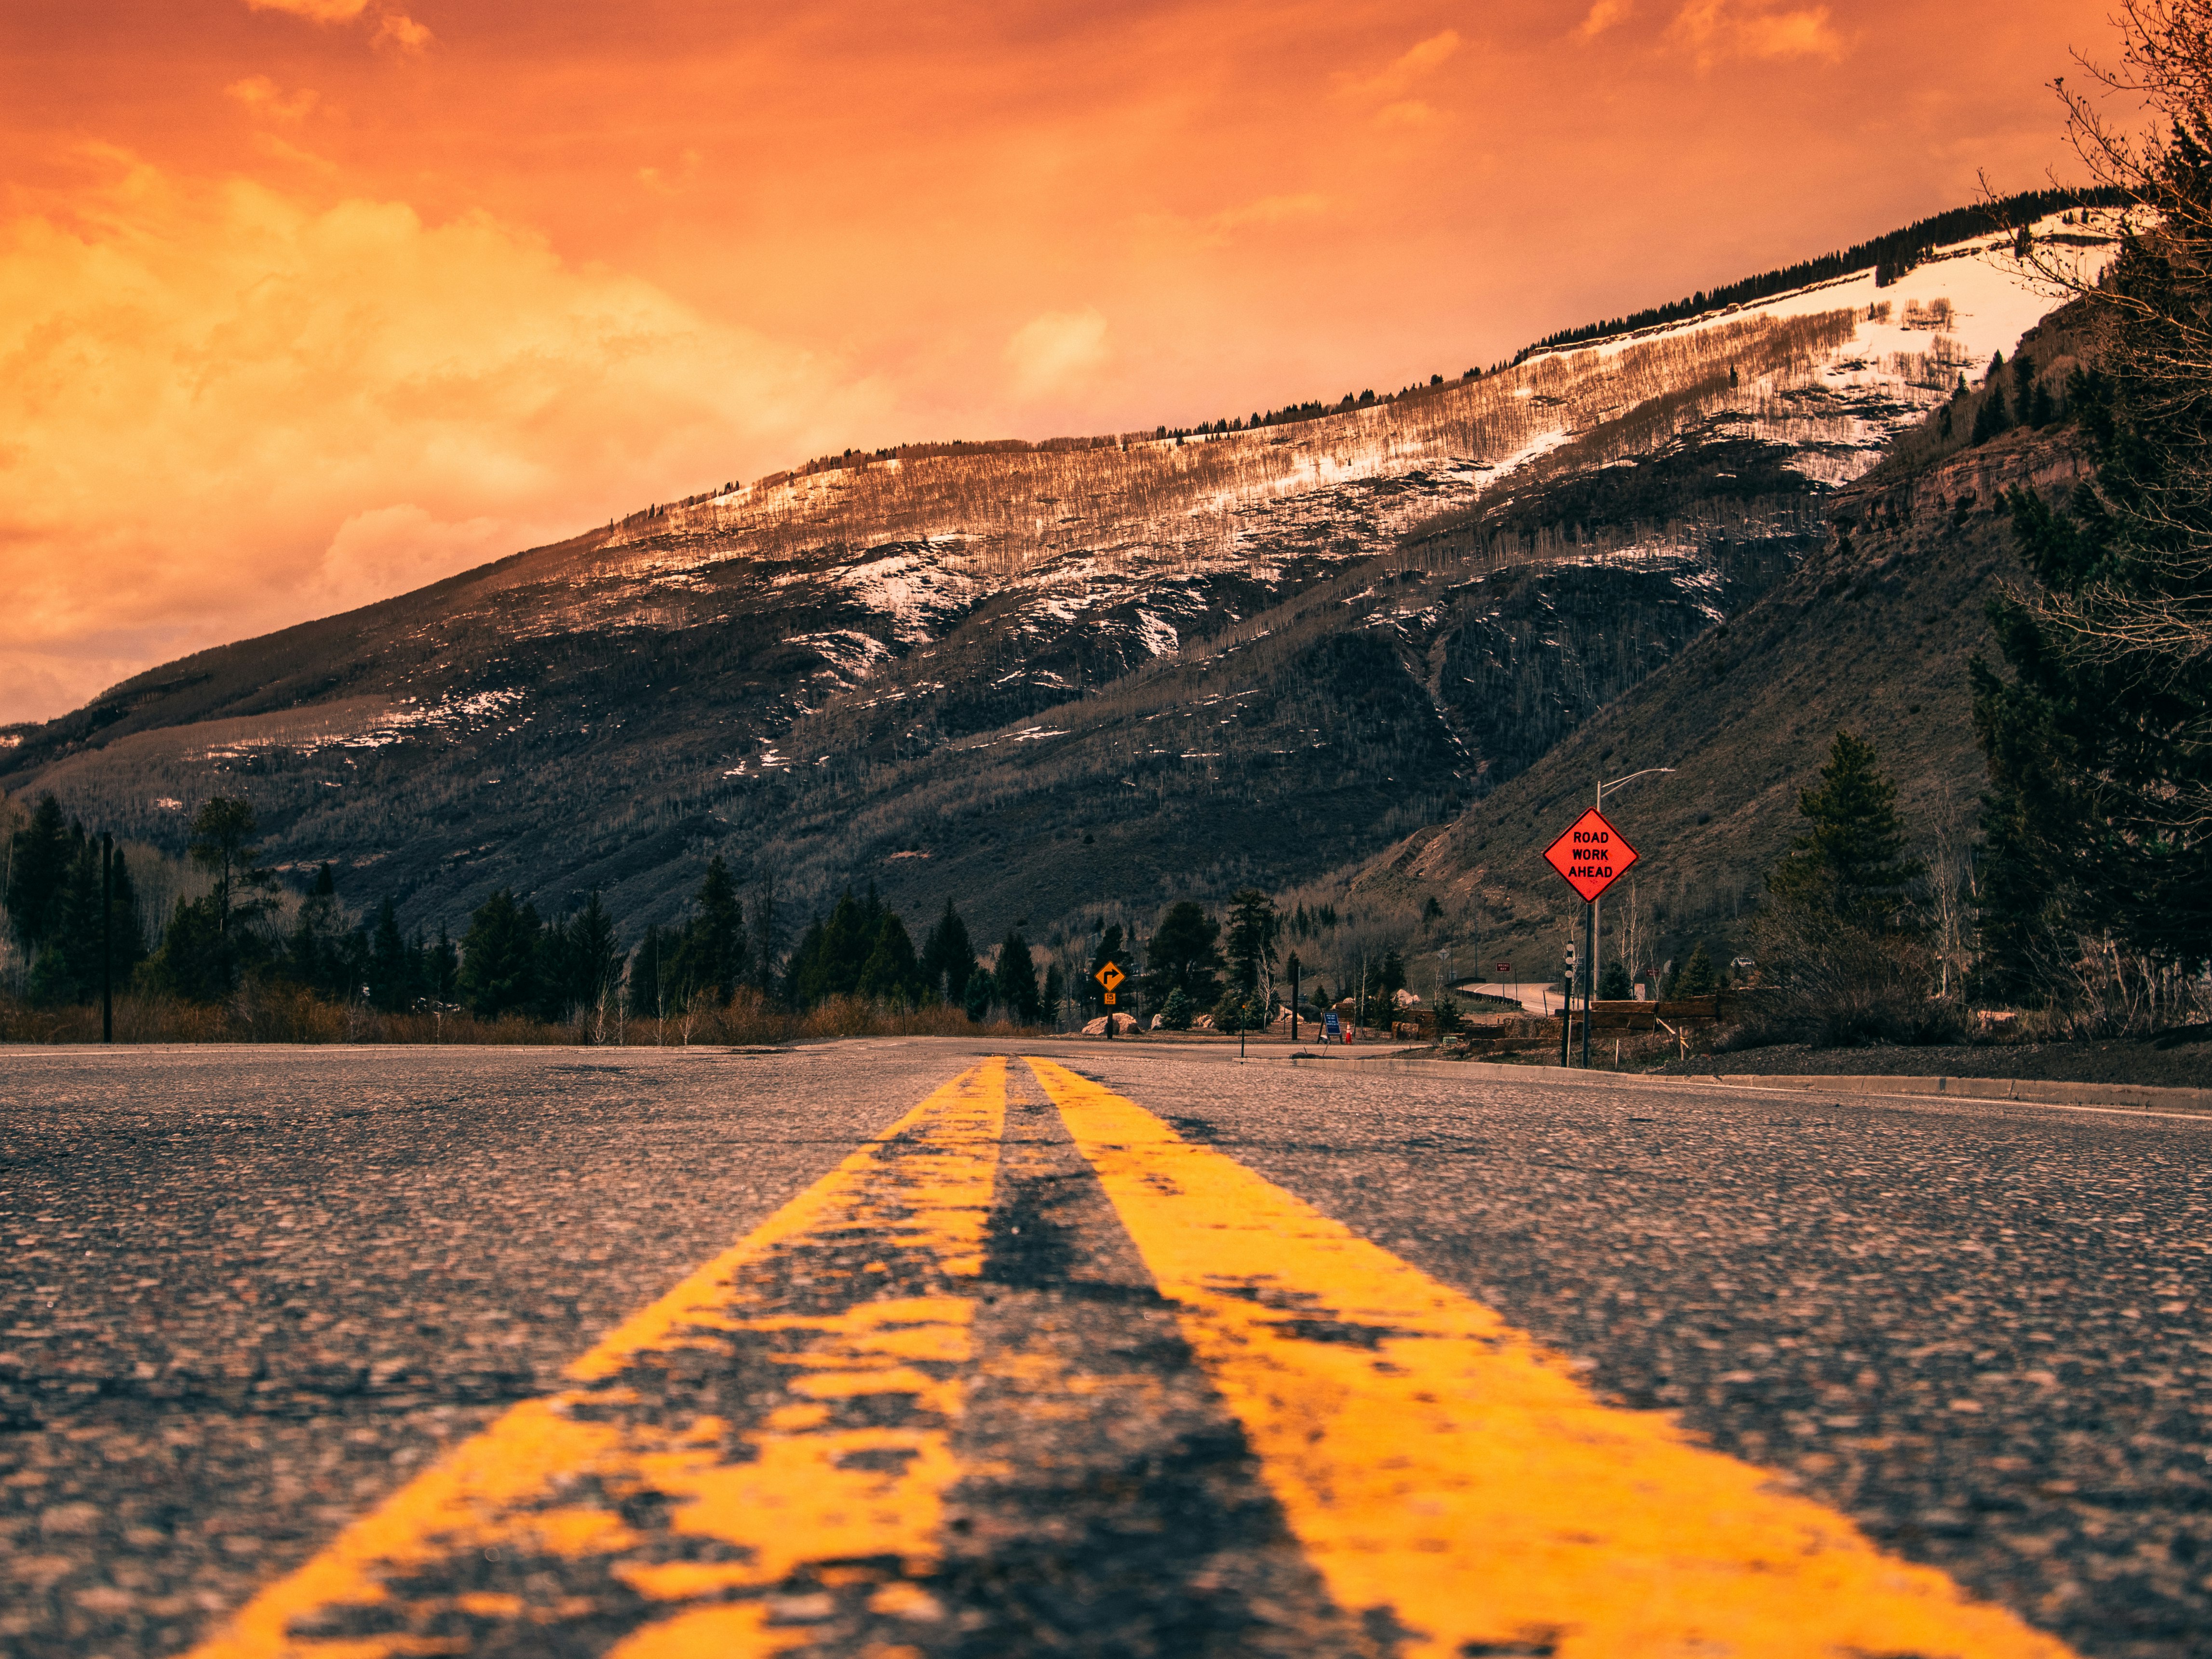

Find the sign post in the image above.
[
  {"left": 1287, "top": 951, "right": 1301, "bottom": 1043},
  {"left": 1560, "top": 939, "right": 1575, "bottom": 1067},
  {"left": 1094, "top": 961, "right": 1124, "bottom": 1039},
  {"left": 1542, "top": 807, "right": 1639, "bottom": 1068}
]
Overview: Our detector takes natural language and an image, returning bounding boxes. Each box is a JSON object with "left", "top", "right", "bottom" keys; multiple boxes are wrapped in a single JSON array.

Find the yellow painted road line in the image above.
[
  {"left": 189, "top": 1058, "right": 1007, "bottom": 1659},
  {"left": 1027, "top": 1057, "right": 2077, "bottom": 1659}
]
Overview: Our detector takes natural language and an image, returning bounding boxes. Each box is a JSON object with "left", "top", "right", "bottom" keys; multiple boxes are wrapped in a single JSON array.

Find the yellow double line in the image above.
[{"left": 189, "top": 1057, "right": 2074, "bottom": 1659}]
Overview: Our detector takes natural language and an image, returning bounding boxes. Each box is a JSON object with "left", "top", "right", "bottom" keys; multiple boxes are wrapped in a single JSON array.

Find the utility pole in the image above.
[
  {"left": 100, "top": 834, "right": 114, "bottom": 1045},
  {"left": 1593, "top": 766, "right": 1676, "bottom": 1034},
  {"left": 1288, "top": 951, "right": 1301, "bottom": 1043}
]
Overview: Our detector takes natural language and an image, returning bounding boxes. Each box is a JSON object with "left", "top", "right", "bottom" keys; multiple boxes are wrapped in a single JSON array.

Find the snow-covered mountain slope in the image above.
[{"left": 0, "top": 212, "right": 2113, "bottom": 938}]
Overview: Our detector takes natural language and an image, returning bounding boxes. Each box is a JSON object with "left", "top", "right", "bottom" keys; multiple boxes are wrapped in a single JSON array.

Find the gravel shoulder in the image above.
[{"left": 1652, "top": 1035, "right": 2212, "bottom": 1089}]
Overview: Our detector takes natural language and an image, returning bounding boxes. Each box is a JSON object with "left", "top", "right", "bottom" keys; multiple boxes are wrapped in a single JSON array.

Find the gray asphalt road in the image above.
[{"left": 3, "top": 1040, "right": 2207, "bottom": 1658}]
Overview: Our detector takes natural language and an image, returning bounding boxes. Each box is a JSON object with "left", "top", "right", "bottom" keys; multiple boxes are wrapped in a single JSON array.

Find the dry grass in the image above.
[{"left": 0, "top": 988, "right": 1011, "bottom": 1047}]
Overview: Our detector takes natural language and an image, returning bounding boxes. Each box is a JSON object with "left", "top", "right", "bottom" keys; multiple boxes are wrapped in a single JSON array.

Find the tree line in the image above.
[{"left": 4, "top": 791, "right": 1461, "bottom": 1039}]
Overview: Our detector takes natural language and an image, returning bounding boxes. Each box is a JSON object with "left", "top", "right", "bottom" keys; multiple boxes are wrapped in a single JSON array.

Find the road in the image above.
[{"left": 3, "top": 1040, "right": 2207, "bottom": 1658}]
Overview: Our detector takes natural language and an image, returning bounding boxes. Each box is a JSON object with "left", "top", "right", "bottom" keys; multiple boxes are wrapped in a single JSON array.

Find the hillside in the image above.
[
  {"left": 0, "top": 208, "right": 2110, "bottom": 957},
  {"left": 1353, "top": 304, "right": 2104, "bottom": 990}
]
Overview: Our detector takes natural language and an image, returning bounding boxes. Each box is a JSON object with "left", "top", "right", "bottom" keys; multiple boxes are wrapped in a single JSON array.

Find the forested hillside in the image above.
[{"left": 0, "top": 199, "right": 2109, "bottom": 1008}]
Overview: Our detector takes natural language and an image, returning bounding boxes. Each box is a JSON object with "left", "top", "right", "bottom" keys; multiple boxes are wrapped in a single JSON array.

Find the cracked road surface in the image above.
[{"left": 3, "top": 1042, "right": 2208, "bottom": 1657}]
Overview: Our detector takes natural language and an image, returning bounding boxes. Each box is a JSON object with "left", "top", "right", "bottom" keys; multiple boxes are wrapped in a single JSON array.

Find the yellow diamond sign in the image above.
[{"left": 1095, "top": 961, "right": 1124, "bottom": 992}]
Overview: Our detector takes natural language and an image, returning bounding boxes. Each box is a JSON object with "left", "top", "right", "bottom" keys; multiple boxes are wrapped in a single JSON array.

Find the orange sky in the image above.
[{"left": 1, "top": 0, "right": 2108, "bottom": 723}]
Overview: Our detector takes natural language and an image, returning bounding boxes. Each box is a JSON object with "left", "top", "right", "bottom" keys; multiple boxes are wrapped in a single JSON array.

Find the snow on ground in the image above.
[{"left": 1566, "top": 213, "right": 2112, "bottom": 376}]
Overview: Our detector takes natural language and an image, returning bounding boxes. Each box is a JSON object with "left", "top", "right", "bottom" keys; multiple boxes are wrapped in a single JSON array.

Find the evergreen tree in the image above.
[
  {"left": 1041, "top": 962, "right": 1065, "bottom": 1029},
  {"left": 791, "top": 889, "right": 875, "bottom": 1007},
  {"left": 1599, "top": 960, "right": 1632, "bottom": 999},
  {"left": 677, "top": 857, "right": 745, "bottom": 1005},
  {"left": 457, "top": 890, "right": 541, "bottom": 1019},
  {"left": 188, "top": 797, "right": 274, "bottom": 937},
  {"left": 423, "top": 922, "right": 459, "bottom": 1003},
  {"left": 1223, "top": 888, "right": 1279, "bottom": 996},
  {"left": 857, "top": 911, "right": 924, "bottom": 1005},
  {"left": 919, "top": 899, "right": 977, "bottom": 1006},
  {"left": 1970, "top": 381, "right": 2012, "bottom": 444},
  {"left": 552, "top": 892, "right": 622, "bottom": 1018},
  {"left": 1767, "top": 731, "right": 1923, "bottom": 931},
  {"left": 367, "top": 899, "right": 411, "bottom": 1011},
  {"left": 1675, "top": 941, "right": 1718, "bottom": 996},
  {"left": 28, "top": 832, "right": 101, "bottom": 1006},
  {"left": 629, "top": 923, "right": 672, "bottom": 1020},
  {"left": 1141, "top": 902, "right": 1223, "bottom": 1009},
  {"left": 994, "top": 929, "right": 1039, "bottom": 1025},
  {"left": 5, "top": 793, "right": 73, "bottom": 951},
  {"left": 1970, "top": 102, "right": 2212, "bottom": 979},
  {"left": 962, "top": 970, "right": 993, "bottom": 1024},
  {"left": 287, "top": 863, "right": 347, "bottom": 997}
]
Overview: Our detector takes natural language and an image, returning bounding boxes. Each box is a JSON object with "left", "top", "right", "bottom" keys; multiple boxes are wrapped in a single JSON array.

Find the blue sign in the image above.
[{"left": 1323, "top": 1012, "right": 1341, "bottom": 1040}]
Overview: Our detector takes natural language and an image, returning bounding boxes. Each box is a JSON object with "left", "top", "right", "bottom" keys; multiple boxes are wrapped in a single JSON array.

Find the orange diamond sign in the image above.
[{"left": 1544, "top": 807, "right": 1638, "bottom": 903}]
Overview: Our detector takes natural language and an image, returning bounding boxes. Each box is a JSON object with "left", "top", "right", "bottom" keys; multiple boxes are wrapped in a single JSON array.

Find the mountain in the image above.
[
  {"left": 1352, "top": 302, "right": 2103, "bottom": 992},
  {"left": 0, "top": 203, "right": 2113, "bottom": 967}
]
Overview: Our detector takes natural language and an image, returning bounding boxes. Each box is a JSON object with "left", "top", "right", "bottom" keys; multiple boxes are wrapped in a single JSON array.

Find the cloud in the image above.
[
  {"left": 242, "top": 0, "right": 430, "bottom": 54},
  {"left": 1340, "top": 29, "right": 1462, "bottom": 101},
  {"left": 0, "top": 155, "right": 886, "bottom": 722},
  {"left": 225, "top": 76, "right": 319, "bottom": 124},
  {"left": 307, "top": 505, "right": 522, "bottom": 618},
  {"left": 1669, "top": 0, "right": 1844, "bottom": 64},
  {"left": 373, "top": 12, "right": 433, "bottom": 53},
  {"left": 638, "top": 150, "right": 704, "bottom": 197},
  {"left": 1375, "top": 100, "right": 1443, "bottom": 129},
  {"left": 1207, "top": 193, "right": 1330, "bottom": 234},
  {"left": 1004, "top": 309, "right": 1111, "bottom": 399},
  {"left": 244, "top": 0, "right": 370, "bottom": 19},
  {"left": 1575, "top": 0, "right": 1635, "bottom": 40}
]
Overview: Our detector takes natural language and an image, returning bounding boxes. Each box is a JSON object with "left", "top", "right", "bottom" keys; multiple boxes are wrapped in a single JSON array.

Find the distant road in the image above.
[{"left": 5, "top": 1041, "right": 2205, "bottom": 1657}]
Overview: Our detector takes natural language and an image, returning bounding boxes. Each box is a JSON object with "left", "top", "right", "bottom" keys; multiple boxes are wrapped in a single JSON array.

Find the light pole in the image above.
[{"left": 1589, "top": 766, "right": 1674, "bottom": 1066}]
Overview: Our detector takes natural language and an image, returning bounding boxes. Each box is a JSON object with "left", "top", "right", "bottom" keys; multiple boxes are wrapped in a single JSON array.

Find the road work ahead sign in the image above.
[{"left": 1544, "top": 808, "right": 1638, "bottom": 903}]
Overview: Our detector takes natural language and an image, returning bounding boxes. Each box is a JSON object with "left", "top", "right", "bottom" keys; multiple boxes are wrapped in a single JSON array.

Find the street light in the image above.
[{"left": 1586, "top": 766, "right": 1674, "bottom": 1066}]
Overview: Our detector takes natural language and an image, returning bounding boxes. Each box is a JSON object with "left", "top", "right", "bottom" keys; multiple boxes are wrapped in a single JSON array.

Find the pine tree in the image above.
[
  {"left": 288, "top": 863, "right": 346, "bottom": 996},
  {"left": 919, "top": 899, "right": 976, "bottom": 1006},
  {"left": 458, "top": 890, "right": 540, "bottom": 1019},
  {"left": 994, "top": 930, "right": 1039, "bottom": 1025},
  {"left": 857, "top": 911, "right": 924, "bottom": 1005},
  {"left": 368, "top": 898, "right": 411, "bottom": 1011},
  {"left": 561, "top": 892, "right": 622, "bottom": 1017},
  {"left": 188, "top": 798, "right": 273, "bottom": 937},
  {"left": 1224, "top": 888, "right": 1279, "bottom": 996},
  {"left": 5, "top": 794, "right": 73, "bottom": 951},
  {"left": 1970, "top": 107, "right": 2212, "bottom": 976},
  {"left": 691, "top": 857, "right": 745, "bottom": 1004},
  {"left": 629, "top": 923, "right": 671, "bottom": 1020},
  {"left": 1676, "top": 942, "right": 1717, "bottom": 996},
  {"left": 1141, "top": 902, "right": 1222, "bottom": 1009},
  {"left": 1767, "top": 730, "right": 1923, "bottom": 932}
]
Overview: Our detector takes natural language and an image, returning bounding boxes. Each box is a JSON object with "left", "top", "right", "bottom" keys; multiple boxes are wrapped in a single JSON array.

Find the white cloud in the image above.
[
  {"left": 1670, "top": 0, "right": 1844, "bottom": 64},
  {"left": 1004, "top": 308, "right": 1111, "bottom": 400},
  {"left": 0, "top": 154, "right": 888, "bottom": 723},
  {"left": 1576, "top": 0, "right": 1634, "bottom": 41}
]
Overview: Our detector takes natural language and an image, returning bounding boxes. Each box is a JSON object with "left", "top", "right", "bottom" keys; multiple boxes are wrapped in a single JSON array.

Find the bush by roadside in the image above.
[
  {"left": 1651, "top": 1034, "right": 2212, "bottom": 1090},
  {"left": 0, "top": 987, "right": 1015, "bottom": 1046}
]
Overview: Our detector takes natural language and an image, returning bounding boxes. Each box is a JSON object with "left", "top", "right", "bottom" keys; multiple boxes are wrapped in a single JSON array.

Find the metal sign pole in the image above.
[
  {"left": 1581, "top": 900, "right": 1595, "bottom": 1069},
  {"left": 1561, "top": 938, "right": 1574, "bottom": 1067},
  {"left": 100, "top": 834, "right": 114, "bottom": 1045}
]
